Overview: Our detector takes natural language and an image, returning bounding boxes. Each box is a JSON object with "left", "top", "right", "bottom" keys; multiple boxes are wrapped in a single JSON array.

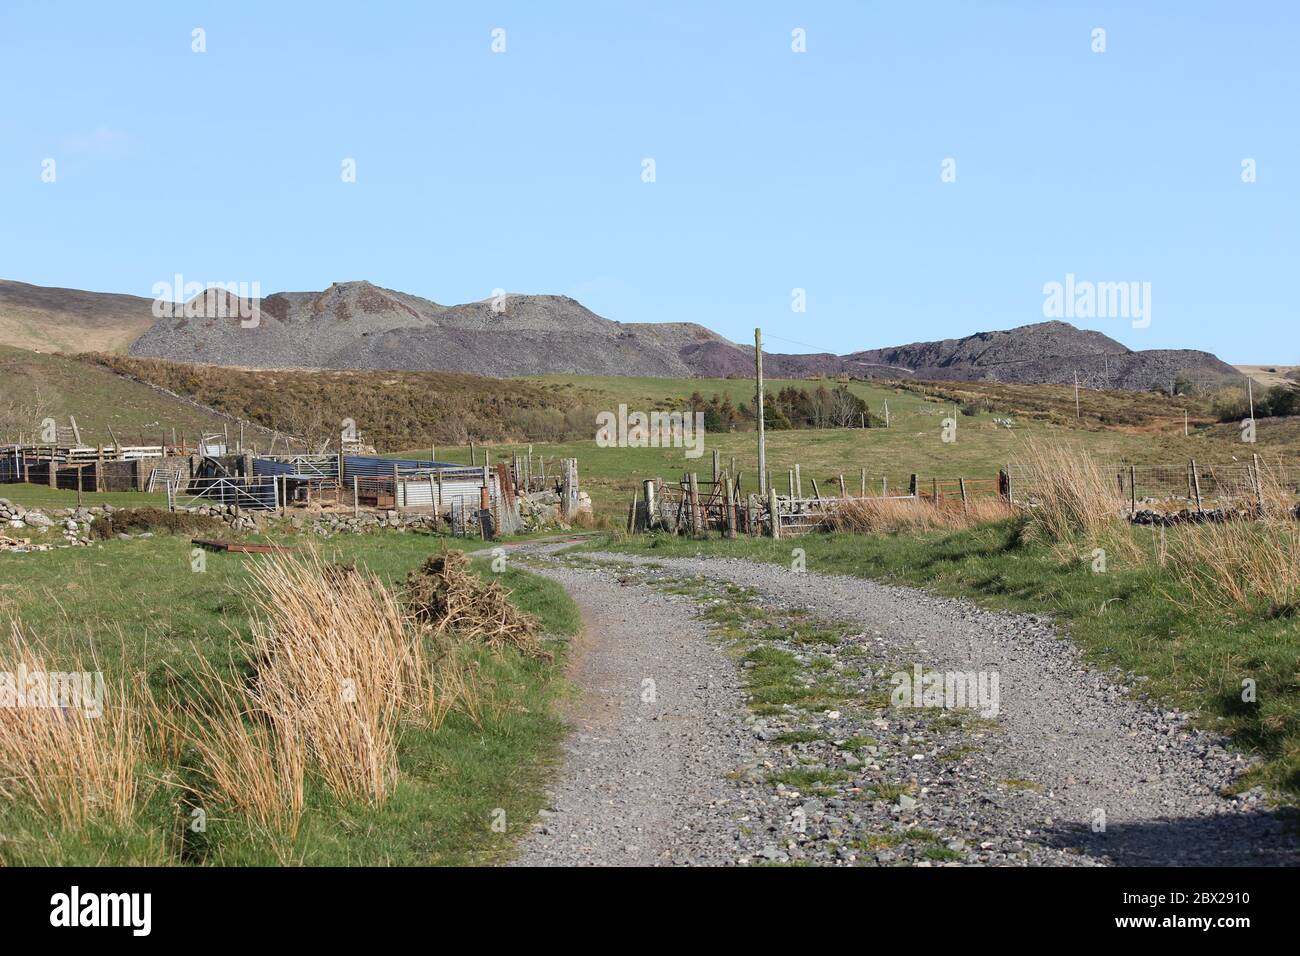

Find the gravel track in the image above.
[
  {"left": 509, "top": 561, "right": 749, "bottom": 865},
  {"left": 510, "top": 545, "right": 1297, "bottom": 867}
]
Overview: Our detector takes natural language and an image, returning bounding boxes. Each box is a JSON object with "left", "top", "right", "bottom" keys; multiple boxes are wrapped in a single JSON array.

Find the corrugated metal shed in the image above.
[{"left": 396, "top": 472, "right": 497, "bottom": 510}]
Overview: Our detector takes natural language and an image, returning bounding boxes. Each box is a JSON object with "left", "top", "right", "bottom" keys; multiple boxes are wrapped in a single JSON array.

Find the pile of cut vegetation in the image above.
[
  {"left": 404, "top": 550, "right": 547, "bottom": 660},
  {"left": 91, "top": 507, "right": 225, "bottom": 540}
]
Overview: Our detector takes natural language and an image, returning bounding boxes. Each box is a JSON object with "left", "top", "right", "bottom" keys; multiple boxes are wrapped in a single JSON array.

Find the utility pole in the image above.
[
  {"left": 755, "top": 327, "right": 766, "bottom": 495},
  {"left": 1184, "top": 408, "right": 1188, "bottom": 437},
  {"left": 884, "top": 400, "right": 890, "bottom": 428},
  {"left": 1074, "top": 370, "right": 1081, "bottom": 419},
  {"left": 1247, "top": 377, "right": 1255, "bottom": 424}
]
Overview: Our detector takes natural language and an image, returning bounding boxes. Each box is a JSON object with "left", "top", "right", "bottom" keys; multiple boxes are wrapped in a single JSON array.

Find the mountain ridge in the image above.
[{"left": 1, "top": 278, "right": 1241, "bottom": 391}]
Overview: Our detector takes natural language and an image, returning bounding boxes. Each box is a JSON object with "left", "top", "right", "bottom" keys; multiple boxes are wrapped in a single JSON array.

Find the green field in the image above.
[
  {"left": 403, "top": 372, "right": 1299, "bottom": 515},
  {"left": 0, "top": 484, "right": 170, "bottom": 510},
  {"left": 9, "top": 352, "right": 1296, "bottom": 520},
  {"left": 0, "top": 530, "right": 578, "bottom": 865}
]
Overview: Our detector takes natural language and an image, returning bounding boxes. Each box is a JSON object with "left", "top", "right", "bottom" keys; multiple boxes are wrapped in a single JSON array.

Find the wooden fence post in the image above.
[
  {"left": 1190, "top": 459, "right": 1203, "bottom": 512},
  {"left": 1130, "top": 464, "right": 1138, "bottom": 514},
  {"left": 643, "top": 478, "right": 658, "bottom": 530},
  {"left": 688, "top": 472, "right": 701, "bottom": 535}
]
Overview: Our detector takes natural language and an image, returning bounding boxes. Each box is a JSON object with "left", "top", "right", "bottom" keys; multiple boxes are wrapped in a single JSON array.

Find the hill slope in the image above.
[
  {"left": 0, "top": 279, "right": 157, "bottom": 354},
  {"left": 0, "top": 344, "right": 280, "bottom": 447}
]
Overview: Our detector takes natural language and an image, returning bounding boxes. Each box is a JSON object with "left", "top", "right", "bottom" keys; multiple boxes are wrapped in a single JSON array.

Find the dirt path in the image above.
[{"left": 510, "top": 545, "right": 1298, "bottom": 866}]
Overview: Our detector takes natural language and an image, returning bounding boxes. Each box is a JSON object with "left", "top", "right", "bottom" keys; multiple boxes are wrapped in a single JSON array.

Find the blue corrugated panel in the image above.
[
  {"left": 343, "top": 455, "right": 463, "bottom": 477},
  {"left": 253, "top": 458, "right": 298, "bottom": 477}
]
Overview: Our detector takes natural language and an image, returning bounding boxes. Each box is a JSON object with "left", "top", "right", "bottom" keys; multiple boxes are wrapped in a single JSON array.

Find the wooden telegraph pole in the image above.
[{"left": 755, "top": 327, "right": 766, "bottom": 495}]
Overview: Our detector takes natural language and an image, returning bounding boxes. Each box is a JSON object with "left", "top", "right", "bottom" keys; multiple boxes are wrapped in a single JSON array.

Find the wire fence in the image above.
[{"left": 1007, "top": 456, "right": 1300, "bottom": 509}]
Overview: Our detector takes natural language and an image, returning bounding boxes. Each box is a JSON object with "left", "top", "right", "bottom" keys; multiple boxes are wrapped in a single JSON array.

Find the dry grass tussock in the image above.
[
  {"left": 187, "top": 550, "right": 485, "bottom": 828},
  {"left": 404, "top": 550, "right": 547, "bottom": 660},
  {"left": 1013, "top": 440, "right": 1139, "bottom": 561},
  {"left": 823, "top": 496, "right": 1014, "bottom": 533},
  {"left": 3, "top": 551, "right": 510, "bottom": 836},
  {"left": 0, "top": 624, "right": 160, "bottom": 828},
  {"left": 1254, "top": 456, "right": 1300, "bottom": 519},
  {"left": 1167, "top": 518, "right": 1300, "bottom": 613}
]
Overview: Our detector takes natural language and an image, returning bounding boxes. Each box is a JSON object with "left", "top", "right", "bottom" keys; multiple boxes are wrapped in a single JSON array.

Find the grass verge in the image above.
[{"left": 0, "top": 533, "right": 578, "bottom": 865}]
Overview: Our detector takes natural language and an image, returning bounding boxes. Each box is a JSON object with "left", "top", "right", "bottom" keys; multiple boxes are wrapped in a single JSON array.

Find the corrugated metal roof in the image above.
[{"left": 343, "top": 455, "right": 471, "bottom": 477}]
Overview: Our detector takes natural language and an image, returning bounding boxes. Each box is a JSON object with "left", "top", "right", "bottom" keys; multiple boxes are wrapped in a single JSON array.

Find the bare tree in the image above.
[
  {"left": 0, "top": 388, "right": 52, "bottom": 444},
  {"left": 828, "top": 387, "right": 861, "bottom": 428}
]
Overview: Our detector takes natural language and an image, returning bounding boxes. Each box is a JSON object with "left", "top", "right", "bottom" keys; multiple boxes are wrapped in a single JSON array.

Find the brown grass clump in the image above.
[
  {"left": 1254, "top": 456, "right": 1300, "bottom": 519},
  {"left": 404, "top": 550, "right": 548, "bottom": 660},
  {"left": 1167, "top": 518, "right": 1300, "bottom": 613},
  {"left": 0, "top": 625, "right": 158, "bottom": 828},
  {"left": 180, "top": 660, "right": 306, "bottom": 837},
  {"left": 189, "top": 551, "right": 476, "bottom": 821},
  {"left": 241, "top": 554, "right": 420, "bottom": 806},
  {"left": 824, "top": 496, "right": 1013, "bottom": 533},
  {"left": 1013, "top": 440, "right": 1138, "bottom": 560}
]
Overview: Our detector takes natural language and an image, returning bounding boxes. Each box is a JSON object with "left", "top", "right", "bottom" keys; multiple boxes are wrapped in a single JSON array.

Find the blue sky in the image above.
[{"left": 1, "top": 1, "right": 1294, "bottom": 362}]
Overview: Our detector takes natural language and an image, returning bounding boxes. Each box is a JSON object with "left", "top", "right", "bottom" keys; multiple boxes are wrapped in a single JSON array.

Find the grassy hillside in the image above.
[
  {"left": 0, "top": 280, "right": 157, "bottom": 354},
  {"left": 5, "top": 351, "right": 1295, "bottom": 516},
  {"left": 0, "top": 345, "right": 274, "bottom": 447}
]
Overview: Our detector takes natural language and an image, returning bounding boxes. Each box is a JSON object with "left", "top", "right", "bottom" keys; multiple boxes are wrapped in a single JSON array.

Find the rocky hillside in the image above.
[
  {"left": 128, "top": 281, "right": 732, "bottom": 377},
  {"left": 5, "top": 278, "right": 1241, "bottom": 391}
]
